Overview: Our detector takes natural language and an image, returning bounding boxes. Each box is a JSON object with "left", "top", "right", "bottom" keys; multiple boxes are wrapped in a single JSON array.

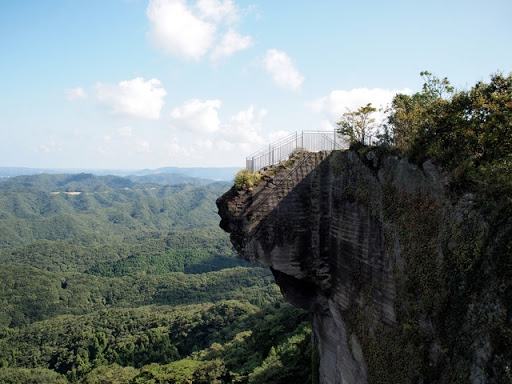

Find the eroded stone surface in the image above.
[
  {"left": 218, "top": 150, "right": 398, "bottom": 383},
  {"left": 217, "top": 149, "right": 511, "bottom": 384}
]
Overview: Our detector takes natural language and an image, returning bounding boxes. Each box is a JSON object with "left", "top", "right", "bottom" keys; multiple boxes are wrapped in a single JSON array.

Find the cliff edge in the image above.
[{"left": 217, "top": 149, "right": 511, "bottom": 384}]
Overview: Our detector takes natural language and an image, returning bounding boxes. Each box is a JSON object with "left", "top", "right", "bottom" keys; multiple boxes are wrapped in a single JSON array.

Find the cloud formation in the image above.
[
  {"left": 66, "top": 87, "right": 87, "bottom": 101},
  {"left": 146, "top": 0, "right": 252, "bottom": 61},
  {"left": 117, "top": 126, "right": 133, "bottom": 138},
  {"left": 210, "top": 28, "right": 252, "bottom": 61},
  {"left": 308, "top": 87, "right": 412, "bottom": 123},
  {"left": 221, "top": 105, "right": 267, "bottom": 144},
  {"left": 166, "top": 102, "right": 269, "bottom": 165},
  {"left": 263, "top": 49, "right": 304, "bottom": 91},
  {"left": 38, "top": 141, "right": 61, "bottom": 153},
  {"left": 170, "top": 98, "right": 222, "bottom": 133},
  {"left": 95, "top": 77, "right": 167, "bottom": 120},
  {"left": 197, "top": 0, "right": 238, "bottom": 23}
]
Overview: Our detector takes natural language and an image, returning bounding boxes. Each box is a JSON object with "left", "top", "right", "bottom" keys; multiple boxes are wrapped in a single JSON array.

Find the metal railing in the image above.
[
  {"left": 246, "top": 151, "right": 316, "bottom": 217},
  {"left": 246, "top": 130, "right": 347, "bottom": 172}
]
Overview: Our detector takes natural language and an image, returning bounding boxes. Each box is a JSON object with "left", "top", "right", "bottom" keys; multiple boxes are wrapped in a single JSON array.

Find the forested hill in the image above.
[
  {"left": 0, "top": 173, "right": 312, "bottom": 383},
  {"left": 0, "top": 173, "right": 229, "bottom": 249}
]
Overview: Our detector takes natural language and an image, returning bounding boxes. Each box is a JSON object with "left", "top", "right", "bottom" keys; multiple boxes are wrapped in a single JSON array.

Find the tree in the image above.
[
  {"left": 84, "top": 364, "right": 139, "bottom": 384},
  {"left": 419, "top": 70, "right": 454, "bottom": 100},
  {"left": 387, "top": 71, "right": 454, "bottom": 152},
  {"left": 336, "top": 103, "right": 377, "bottom": 145}
]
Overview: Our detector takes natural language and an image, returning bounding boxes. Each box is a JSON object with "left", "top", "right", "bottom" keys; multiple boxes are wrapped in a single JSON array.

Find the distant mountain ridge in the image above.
[
  {"left": 132, "top": 166, "right": 241, "bottom": 181},
  {"left": 0, "top": 172, "right": 230, "bottom": 191},
  {"left": 0, "top": 166, "right": 241, "bottom": 181}
]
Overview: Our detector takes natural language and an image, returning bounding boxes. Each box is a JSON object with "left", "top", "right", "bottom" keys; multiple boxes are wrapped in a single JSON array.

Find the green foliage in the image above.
[
  {"left": 0, "top": 173, "right": 315, "bottom": 384},
  {"left": 248, "top": 325, "right": 312, "bottom": 384},
  {"left": 388, "top": 71, "right": 512, "bottom": 206},
  {"left": 387, "top": 71, "right": 454, "bottom": 152},
  {"left": 133, "top": 359, "right": 204, "bottom": 383},
  {"left": 337, "top": 103, "right": 377, "bottom": 145},
  {"left": 0, "top": 301, "right": 254, "bottom": 377},
  {"left": 373, "top": 101, "right": 512, "bottom": 382},
  {"left": 0, "top": 175, "right": 228, "bottom": 249},
  {"left": 347, "top": 184, "right": 446, "bottom": 383},
  {"left": 0, "top": 263, "right": 279, "bottom": 327},
  {"left": 383, "top": 187, "right": 444, "bottom": 317},
  {"left": 0, "top": 367, "right": 68, "bottom": 383},
  {"left": 187, "top": 301, "right": 312, "bottom": 384},
  {"left": 0, "top": 300, "right": 312, "bottom": 383},
  {"left": 131, "top": 359, "right": 230, "bottom": 384},
  {"left": 234, "top": 170, "right": 261, "bottom": 190},
  {"left": 88, "top": 248, "right": 248, "bottom": 277},
  {"left": 419, "top": 70, "right": 454, "bottom": 99},
  {"left": 84, "top": 364, "right": 139, "bottom": 384}
]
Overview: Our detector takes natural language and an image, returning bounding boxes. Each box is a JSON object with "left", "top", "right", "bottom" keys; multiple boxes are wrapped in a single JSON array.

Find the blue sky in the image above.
[{"left": 1, "top": 0, "right": 511, "bottom": 169}]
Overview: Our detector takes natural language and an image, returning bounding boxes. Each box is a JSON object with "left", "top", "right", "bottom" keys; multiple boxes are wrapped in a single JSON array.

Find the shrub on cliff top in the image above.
[{"left": 234, "top": 169, "right": 261, "bottom": 190}]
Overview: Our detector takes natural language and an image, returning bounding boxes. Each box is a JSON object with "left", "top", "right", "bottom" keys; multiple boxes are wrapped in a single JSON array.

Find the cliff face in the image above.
[{"left": 217, "top": 149, "right": 511, "bottom": 384}]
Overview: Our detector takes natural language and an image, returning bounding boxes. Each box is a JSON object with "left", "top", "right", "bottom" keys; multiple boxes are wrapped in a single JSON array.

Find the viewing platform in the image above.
[{"left": 246, "top": 130, "right": 348, "bottom": 172}]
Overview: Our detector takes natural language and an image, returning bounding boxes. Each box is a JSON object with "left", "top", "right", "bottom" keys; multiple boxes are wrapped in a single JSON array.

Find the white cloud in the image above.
[
  {"left": 147, "top": 0, "right": 216, "bottom": 60},
  {"left": 146, "top": 0, "right": 251, "bottom": 61},
  {"left": 215, "top": 138, "right": 253, "bottom": 154},
  {"left": 263, "top": 49, "right": 304, "bottom": 91},
  {"left": 117, "top": 126, "right": 133, "bottom": 137},
  {"left": 66, "top": 87, "right": 87, "bottom": 101},
  {"left": 170, "top": 99, "right": 222, "bottom": 133},
  {"left": 267, "top": 130, "right": 290, "bottom": 143},
  {"left": 308, "top": 87, "right": 412, "bottom": 123},
  {"left": 166, "top": 102, "right": 268, "bottom": 165},
  {"left": 210, "top": 28, "right": 252, "bottom": 61},
  {"left": 196, "top": 138, "right": 214, "bottom": 150},
  {"left": 196, "top": 0, "right": 238, "bottom": 23},
  {"left": 315, "top": 119, "right": 335, "bottom": 131},
  {"left": 39, "top": 145, "right": 51, "bottom": 153},
  {"left": 135, "top": 139, "right": 151, "bottom": 153},
  {"left": 95, "top": 126, "right": 154, "bottom": 160},
  {"left": 95, "top": 77, "right": 166, "bottom": 120},
  {"left": 95, "top": 146, "right": 108, "bottom": 156},
  {"left": 221, "top": 105, "right": 266, "bottom": 143},
  {"left": 38, "top": 141, "right": 61, "bottom": 153},
  {"left": 165, "top": 136, "right": 193, "bottom": 157}
]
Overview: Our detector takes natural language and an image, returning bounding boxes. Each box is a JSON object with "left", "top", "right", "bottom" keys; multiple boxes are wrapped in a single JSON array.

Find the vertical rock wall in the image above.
[{"left": 217, "top": 149, "right": 511, "bottom": 384}]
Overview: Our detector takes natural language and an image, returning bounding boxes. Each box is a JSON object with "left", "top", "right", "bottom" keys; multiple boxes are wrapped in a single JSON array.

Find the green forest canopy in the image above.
[{"left": 0, "top": 173, "right": 313, "bottom": 383}]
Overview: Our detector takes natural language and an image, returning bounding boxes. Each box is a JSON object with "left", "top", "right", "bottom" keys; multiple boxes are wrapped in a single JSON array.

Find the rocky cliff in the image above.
[{"left": 217, "top": 149, "right": 512, "bottom": 384}]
